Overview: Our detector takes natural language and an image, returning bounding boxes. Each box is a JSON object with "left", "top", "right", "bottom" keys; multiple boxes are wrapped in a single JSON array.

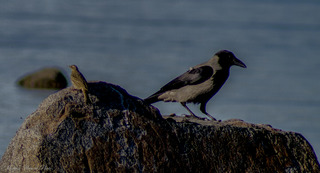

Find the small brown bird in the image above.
[{"left": 69, "top": 65, "right": 90, "bottom": 103}]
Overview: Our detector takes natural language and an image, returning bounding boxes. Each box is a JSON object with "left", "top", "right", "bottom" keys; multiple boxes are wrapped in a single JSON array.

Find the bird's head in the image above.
[
  {"left": 69, "top": 65, "right": 78, "bottom": 71},
  {"left": 215, "top": 50, "right": 247, "bottom": 69}
]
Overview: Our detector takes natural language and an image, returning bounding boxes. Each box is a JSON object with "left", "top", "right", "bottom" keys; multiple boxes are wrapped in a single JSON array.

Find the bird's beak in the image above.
[{"left": 233, "top": 58, "right": 247, "bottom": 68}]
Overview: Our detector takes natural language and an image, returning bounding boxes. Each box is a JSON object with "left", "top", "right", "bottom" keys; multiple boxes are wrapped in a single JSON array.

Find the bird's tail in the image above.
[
  {"left": 82, "top": 89, "right": 91, "bottom": 104},
  {"left": 144, "top": 94, "right": 160, "bottom": 104}
]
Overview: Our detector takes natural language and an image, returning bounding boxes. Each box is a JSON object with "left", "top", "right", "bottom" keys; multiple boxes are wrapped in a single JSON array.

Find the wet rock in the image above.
[
  {"left": 0, "top": 81, "right": 319, "bottom": 172},
  {"left": 17, "top": 67, "right": 67, "bottom": 89}
]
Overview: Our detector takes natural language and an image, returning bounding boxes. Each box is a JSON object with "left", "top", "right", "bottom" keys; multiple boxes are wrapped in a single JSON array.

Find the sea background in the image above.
[{"left": 1, "top": 0, "right": 320, "bottom": 159}]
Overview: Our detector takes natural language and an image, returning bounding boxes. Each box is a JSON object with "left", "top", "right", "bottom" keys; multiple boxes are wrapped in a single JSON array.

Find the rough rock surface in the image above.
[
  {"left": 0, "top": 81, "right": 319, "bottom": 172},
  {"left": 17, "top": 67, "right": 67, "bottom": 89}
]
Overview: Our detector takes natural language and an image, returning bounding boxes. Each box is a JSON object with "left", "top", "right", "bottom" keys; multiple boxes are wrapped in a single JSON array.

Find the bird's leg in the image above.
[
  {"left": 181, "top": 102, "right": 196, "bottom": 117},
  {"left": 204, "top": 112, "right": 216, "bottom": 121},
  {"left": 181, "top": 103, "right": 208, "bottom": 120},
  {"left": 200, "top": 103, "right": 216, "bottom": 121}
]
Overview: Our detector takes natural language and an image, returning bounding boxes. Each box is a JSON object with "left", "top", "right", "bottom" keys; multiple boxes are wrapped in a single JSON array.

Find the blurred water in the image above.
[{"left": 1, "top": 0, "right": 320, "bottom": 158}]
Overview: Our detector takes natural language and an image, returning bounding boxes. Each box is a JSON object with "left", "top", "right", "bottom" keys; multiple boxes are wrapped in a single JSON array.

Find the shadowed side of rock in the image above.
[{"left": 0, "top": 81, "right": 319, "bottom": 172}]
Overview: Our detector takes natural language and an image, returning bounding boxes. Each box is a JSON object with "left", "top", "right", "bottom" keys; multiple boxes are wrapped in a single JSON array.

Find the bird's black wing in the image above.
[
  {"left": 160, "top": 65, "right": 213, "bottom": 91},
  {"left": 144, "top": 66, "right": 213, "bottom": 104},
  {"left": 153, "top": 65, "right": 214, "bottom": 94}
]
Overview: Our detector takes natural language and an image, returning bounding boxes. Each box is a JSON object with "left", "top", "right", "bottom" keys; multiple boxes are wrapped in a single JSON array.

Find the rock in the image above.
[
  {"left": 17, "top": 67, "right": 68, "bottom": 89},
  {"left": 0, "top": 81, "right": 319, "bottom": 172}
]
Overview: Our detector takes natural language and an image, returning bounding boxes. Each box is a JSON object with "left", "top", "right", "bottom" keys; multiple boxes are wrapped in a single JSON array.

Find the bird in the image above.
[
  {"left": 69, "top": 65, "right": 90, "bottom": 104},
  {"left": 144, "top": 50, "right": 246, "bottom": 120}
]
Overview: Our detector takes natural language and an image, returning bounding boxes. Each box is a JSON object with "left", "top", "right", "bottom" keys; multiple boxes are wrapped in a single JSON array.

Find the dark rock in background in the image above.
[
  {"left": 0, "top": 82, "right": 319, "bottom": 172},
  {"left": 17, "top": 67, "right": 67, "bottom": 89}
]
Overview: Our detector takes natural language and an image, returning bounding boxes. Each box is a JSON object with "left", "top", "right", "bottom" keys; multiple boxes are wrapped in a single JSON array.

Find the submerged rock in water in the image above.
[
  {"left": 0, "top": 81, "right": 319, "bottom": 172},
  {"left": 17, "top": 67, "right": 67, "bottom": 89}
]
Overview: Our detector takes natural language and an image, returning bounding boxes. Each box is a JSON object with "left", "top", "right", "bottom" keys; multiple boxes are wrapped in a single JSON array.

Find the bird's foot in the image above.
[
  {"left": 169, "top": 113, "right": 177, "bottom": 117},
  {"left": 182, "top": 117, "right": 191, "bottom": 123},
  {"left": 205, "top": 113, "right": 218, "bottom": 121},
  {"left": 183, "top": 114, "right": 210, "bottom": 121}
]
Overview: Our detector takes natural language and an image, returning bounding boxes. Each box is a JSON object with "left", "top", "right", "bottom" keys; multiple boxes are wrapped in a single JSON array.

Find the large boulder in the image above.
[
  {"left": 0, "top": 81, "right": 319, "bottom": 172},
  {"left": 17, "top": 67, "right": 68, "bottom": 89}
]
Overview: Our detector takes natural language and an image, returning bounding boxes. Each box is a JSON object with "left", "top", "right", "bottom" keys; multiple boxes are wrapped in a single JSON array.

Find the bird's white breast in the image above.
[{"left": 158, "top": 78, "right": 214, "bottom": 103}]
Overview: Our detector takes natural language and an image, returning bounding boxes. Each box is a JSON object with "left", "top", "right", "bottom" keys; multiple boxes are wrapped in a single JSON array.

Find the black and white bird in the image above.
[{"left": 144, "top": 50, "right": 246, "bottom": 120}]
